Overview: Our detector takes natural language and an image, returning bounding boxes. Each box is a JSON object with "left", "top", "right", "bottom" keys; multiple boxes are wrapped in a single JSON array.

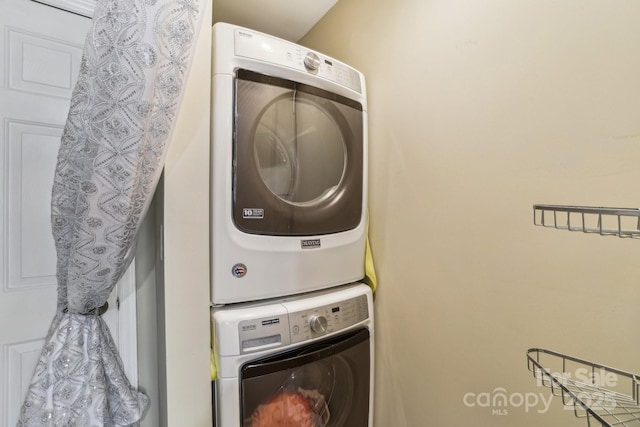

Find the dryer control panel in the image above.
[{"left": 234, "top": 28, "right": 362, "bottom": 94}]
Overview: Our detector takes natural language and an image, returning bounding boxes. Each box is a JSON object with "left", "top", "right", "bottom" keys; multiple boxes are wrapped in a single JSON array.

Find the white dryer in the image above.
[
  {"left": 211, "top": 23, "right": 368, "bottom": 304},
  {"left": 212, "top": 283, "right": 374, "bottom": 427}
]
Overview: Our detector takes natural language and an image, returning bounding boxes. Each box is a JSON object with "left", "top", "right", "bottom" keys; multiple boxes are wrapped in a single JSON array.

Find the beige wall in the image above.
[{"left": 302, "top": 1, "right": 640, "bottom": 426}]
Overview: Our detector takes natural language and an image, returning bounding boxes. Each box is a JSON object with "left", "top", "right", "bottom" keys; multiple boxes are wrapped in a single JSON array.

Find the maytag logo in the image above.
[
  {"left": 301, "top": 239, "right": 321, "bottom": 249},
  {"left": 261, "top": 318, "right": 280, "bottom": 326}
]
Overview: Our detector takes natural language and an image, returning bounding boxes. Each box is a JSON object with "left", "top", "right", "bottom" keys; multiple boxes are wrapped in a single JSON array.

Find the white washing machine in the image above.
[
  {"left": 212, "top": 283, "right": 374, "bottom": 427},
  {"left": 211, "top": 23, "right": 368, "bottom": 304}
]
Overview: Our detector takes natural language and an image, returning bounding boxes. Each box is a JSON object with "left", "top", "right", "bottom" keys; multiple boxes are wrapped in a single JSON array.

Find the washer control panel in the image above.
[
  {"left": 224, "top": 287, "right": 371, "bottom": 355},
  {"left": 238, "top": 314, "right": 290, "bottom": 354},
  {"left": 287, "top": 294, "right": 369, "bottom": 344},
  {"left": 234, "top": 28, "right": 362, "bottom": 94}
]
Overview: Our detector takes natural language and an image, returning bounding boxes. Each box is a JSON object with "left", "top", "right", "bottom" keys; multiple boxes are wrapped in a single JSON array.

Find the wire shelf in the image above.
[
  {"left": 533, "top": 205, "right": 640, "bottom": 239},
  {"left": 527, "top": 348, "right": 640, "bottom": 426}
]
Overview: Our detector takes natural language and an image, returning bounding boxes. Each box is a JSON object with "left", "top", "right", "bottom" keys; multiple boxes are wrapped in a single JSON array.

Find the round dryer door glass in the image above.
[{"left": 254, "top": 98, "right": 346, "bottom": 205}]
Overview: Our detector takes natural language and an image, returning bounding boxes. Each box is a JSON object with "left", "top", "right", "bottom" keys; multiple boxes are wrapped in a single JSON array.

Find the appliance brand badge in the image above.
[
  {"left": 232, "top": 263, "right": 247, "bottom": 278},
  {"left": 301, "top": 239, "right": 321, "bottom": 249},
  {"left": 243, "top": 208, "right": 264, "bottom": 219},
  {"left": 261, "top": 318, "right": 280, "bottom": 326}
]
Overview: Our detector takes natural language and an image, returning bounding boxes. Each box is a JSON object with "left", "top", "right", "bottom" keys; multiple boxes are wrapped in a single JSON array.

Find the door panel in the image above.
[
  {"left": 7, "top": 28, "right": 84, "bottom": 98},
  {"left": 5, "top": 338, "right": 45, "bottom": 425},
  {"left": 7, "top": 121, "right": 60, "bottom": 289}
]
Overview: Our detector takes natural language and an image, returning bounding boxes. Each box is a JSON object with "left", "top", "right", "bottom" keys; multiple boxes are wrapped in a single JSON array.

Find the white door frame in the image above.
[{"left": 116, "top": 263, "right": 139, "bottom": 387}]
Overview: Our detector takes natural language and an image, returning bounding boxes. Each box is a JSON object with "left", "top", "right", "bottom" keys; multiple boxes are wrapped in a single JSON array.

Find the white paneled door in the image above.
[{"left": 0, "top": 1, "right": 137, "bottom": 425}]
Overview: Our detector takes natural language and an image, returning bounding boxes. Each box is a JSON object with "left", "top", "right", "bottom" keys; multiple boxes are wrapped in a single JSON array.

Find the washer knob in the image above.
[
  {"left": 309, "top": 315, "right": 328, "bottom": 333},
  {"left": 303, "top": 52, "right": 321, "bottom": 71}
]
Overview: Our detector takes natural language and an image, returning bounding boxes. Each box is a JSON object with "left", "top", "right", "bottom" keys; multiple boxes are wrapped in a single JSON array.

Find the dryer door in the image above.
[{"left": 234, "top": 69, "right": 364, "bottom": 236}]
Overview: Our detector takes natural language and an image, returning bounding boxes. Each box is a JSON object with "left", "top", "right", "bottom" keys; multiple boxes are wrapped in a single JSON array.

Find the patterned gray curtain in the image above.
[{"left": 17, "top": 0, "right": 206, "bottom": 424}]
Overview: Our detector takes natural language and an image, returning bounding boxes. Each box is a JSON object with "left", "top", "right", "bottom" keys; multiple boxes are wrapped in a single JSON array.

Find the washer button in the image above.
[{"left": 303, "top": 52, "right": 321, "bottom": 71}]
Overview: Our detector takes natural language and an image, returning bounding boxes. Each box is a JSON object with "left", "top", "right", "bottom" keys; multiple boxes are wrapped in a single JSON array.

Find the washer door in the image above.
[
  {"left": 240, "top": 329, "right": 370, "bottom": 427},
  {"left": 234, "top": 69, "right": 364, "bottom": 236}
]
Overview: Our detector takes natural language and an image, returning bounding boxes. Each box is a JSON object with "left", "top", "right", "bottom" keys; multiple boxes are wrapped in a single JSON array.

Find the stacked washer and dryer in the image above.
[{"left": 209, "top": 23, "right": 373, "bottom": 427}]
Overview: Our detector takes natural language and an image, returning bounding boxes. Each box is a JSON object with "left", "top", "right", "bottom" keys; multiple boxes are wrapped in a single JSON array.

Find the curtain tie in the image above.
[{"left": 63, "top": 302, "right": 109, "bottom": 316}]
